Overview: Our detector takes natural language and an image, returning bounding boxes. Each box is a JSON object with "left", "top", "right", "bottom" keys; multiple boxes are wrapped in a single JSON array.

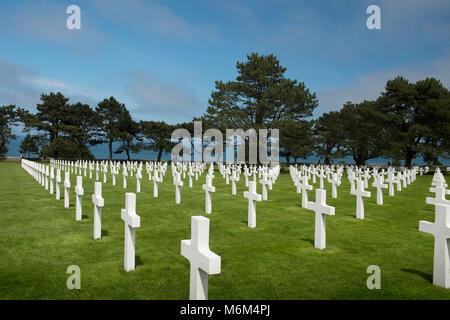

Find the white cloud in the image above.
[
  {"left": 124, "top": 71, "right": 204, "bottom": 123},
  {"left": 90, "top": 0, "right": 220, "bottom": 42},
  {"left": 0, "top": 0, "right": 106, "bottom": 48},
  {"left": 316, "top": 53, "right": 450, "bottom": 116}
]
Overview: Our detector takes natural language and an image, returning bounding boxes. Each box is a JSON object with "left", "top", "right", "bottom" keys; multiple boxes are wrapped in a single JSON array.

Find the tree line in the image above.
[
  {"left": 0, "top": 53, "right": 448, "bottom": 167},
  {"left": 1, "top": 94, "right": 177, "bottom": 161}
]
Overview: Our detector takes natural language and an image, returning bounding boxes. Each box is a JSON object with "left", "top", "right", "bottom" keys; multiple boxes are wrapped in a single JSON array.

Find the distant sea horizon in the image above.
[{"left": 6, "top": 135, "right": 450, "bottom": 166}]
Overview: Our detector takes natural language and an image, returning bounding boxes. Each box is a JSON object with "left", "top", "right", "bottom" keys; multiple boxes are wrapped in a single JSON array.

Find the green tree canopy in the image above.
[
  {"left": 139, "top": 121, "right": 175, "bottom": 161},
  {"left": 375, "top": 76, "right": 449, "bottom": 167},
  {"left": 0, "top": 105, "right": 18, "bottom": 157},
  {"left": 95, "top": 96, "right": 127, "bottom": 160},
  {"left": 314, "top": 110, "right": 345, "bottom": 165}
]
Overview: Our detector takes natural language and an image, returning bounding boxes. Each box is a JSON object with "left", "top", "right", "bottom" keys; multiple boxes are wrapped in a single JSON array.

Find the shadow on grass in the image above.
[
  {"left": 301, "top": 238, "right": 314, "bottom": 247},
  {"left": 82, "top": 215, "right": 88, "bottom": 219},
  {"left": 401, "top": 268, "right": 432, "bottom": 283},
  {"left": 101, "top": 229, "right": 108, "bottom": 237},
  {"left": 241, "top": 220, "right": 248, "bottom": 225},
  {"left": 136, "top": 255, "right": 144, "bottom": 267}
]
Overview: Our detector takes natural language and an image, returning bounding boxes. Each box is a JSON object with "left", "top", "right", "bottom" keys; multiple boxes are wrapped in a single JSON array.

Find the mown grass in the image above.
[{"left": 0, "top": 161, "right": 449, "bottom": 299}]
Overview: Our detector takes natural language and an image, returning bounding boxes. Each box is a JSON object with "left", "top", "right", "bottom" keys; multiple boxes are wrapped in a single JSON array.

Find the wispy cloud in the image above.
[
  {"left": 317, "top": 53, "right": 450, "bottom": 115},
  {"left": 0, "top": 59, "right": 111, "bottom": 110},
  {"left": 123, "top": 70, "right": 204, "bottom": 123},
  {"left": 0, "top": 0, "right": 106, "bottom": 48},
  {"left": 90, "top": 0, "right": 220, "bottom": 43}
]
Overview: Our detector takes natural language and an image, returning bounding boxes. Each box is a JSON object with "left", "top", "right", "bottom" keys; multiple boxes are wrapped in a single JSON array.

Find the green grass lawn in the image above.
[{"left": 0, "top": 161, "right": 449, "bottom": 299}]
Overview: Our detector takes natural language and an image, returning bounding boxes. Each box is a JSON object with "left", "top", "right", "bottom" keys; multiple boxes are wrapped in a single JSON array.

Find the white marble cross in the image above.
[
  {"left": 230, "top": 170, "right": 239, "bottom": 196},
  {"left": 350, "top": 179, "right": 371, "bottom": 219},
  {"left": 372, "top": 175, "right": 388, "bottom": 205},
  {"left": 64, "top": 171, "right": 71, "bottom": 208},
  {"left": 299, "top": 176, "right": 313, "bottom": 208},
  {"left": 306, "top": 189, "right": 335, "bottom": 250},
  {"left": 136, "top": 169, "right": 142, "bottom": 193},
  {"left": 123, "top": 168, "right": 128, "bottom": 189},
  {"left": 56, "top": 169, "right": 61, "bottom": 200},
  {"left": 45, "top": 166, "right": 49, "bottom": 190},
  {"left": 259, "top": 172, "right": 270, "bottom": 201},
  {"left": 426, "top": 184, "right": 450, "bottom": 207},
  {"left": 293, "top": 172, "right": 302, "bottom": 193},
  {"left": 92, "top": 182, "right": 104, "bottom": 240},
  {"left": 244, "top": 181, "right": 262, "bottom": 228},
  {"left": 328, "top": 172, "right": 340, "bottom": 199},
  {"left": 49, "top": 166, "right": 54, "bottom": 195},
  {"left": 103, "top": 166, "right": 107, "bottom": 184},
  {"left": 153, "top": 170, "right": 161, "bottom": 198},
  {"left": 202, "top": 174, "right": 215, "bottom": 214},
  {"left": 181, "top": 216, "right": 221, "bottom": 300},
  {"left": 317, "top": 169, "right": 326, "bottom": 189},
  {"left": 75, "top": 176, "right": 84, "bottom": 221},
  {"left": 385, "top": 173, "right": 395, "bottom": 197},
  {"left": 112, "top": 167, "right": 116, "bottom": 186},
  {"left": 243, "top": 167, "right": 250, "bottom": 187},
  {"left": 174, "top": 171, "right": 183, "bottom": 204},
  {"left": 419, "top": 204, "right": 450, "bottom": 288},
  {"left": 188, "top": 168, "right": 194, "bottom": 188},
  {"left": 121, "top": 193, "right": 141, "bottom": 272},
  {"left": 348, "top": 171, "right": 357, "bottom": 193}
]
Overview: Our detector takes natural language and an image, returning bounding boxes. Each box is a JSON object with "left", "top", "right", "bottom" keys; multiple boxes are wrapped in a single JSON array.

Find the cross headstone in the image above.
[
  {"left": 259, "top": 172, "right": 270, "bottom": 201},
  {"left": 426, "top": 184, "right": 450, "bottom": 207},
  {"left": 243, "top": 181, "right": 262, "bottom": 228},
  {"left": 202, "top": 174, "right": 215, "bottom": 214},
  {"left": 350, "top": 179, "right": 371, "bottom": 219},
  {"left": 136, "top": 169, "right": 142, "bottom": 193},
  {"left": 230, "top": 170, "right": 239, "bottom": 196},
  {"left": 92, "top": 182, "right": 104, "bottom": 240},
  {"left": 181, "top": 216, "right": 221, "bottom": 300},
  {"left": 174, "top": 171, "right": 183, "bottom": 204},
  {"left": 385, "top": 173, "right": 395, "bottom": 197},
  {"left": 45, "top": 166, "right": 49, "bottom": 190},
  {"left": 328, "top": 172, "right": 340, "bottom": 199},
  {"left": 103, "top": 166, "right": 107, "bottom": 184},
  {"left": 121, "top": 193, "right": 141, "bottom": 272},
  {"left": 49, "top": 166, "right": 54, "bottom": 195},
  {"left": 56, "top": 169, "right": 61, "bottom": 200},
  {"left": 123, "top": 167, "right": 128, "bottom": 189},
  {"left": 188, "top": 168, "right": 194, "bottom": 188},
  {"left": 64, "top": 171, "right": 71, "bottom": 208},
  {"left": 299, "top": 176, "right": 313, "bottom": 208},
  {"left": 306, "top": 189, "right": 335, "bottom": 250},
  {"left": 75, "top": 176, "right": 84, "bottom": 221},
  {"left": 372, "top": 175, "right": 388, "bottom": 205},
  {"left": 419, "top": 204, "right": 450, "bottom": 288},
  {"left": 153, "top": 170, "right": 161, "bottom": 198}
]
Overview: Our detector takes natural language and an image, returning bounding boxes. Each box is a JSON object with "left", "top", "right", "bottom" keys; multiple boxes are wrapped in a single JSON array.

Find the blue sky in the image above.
[{"left": 1, "top": 0, "right": 449, "bottom": 125}]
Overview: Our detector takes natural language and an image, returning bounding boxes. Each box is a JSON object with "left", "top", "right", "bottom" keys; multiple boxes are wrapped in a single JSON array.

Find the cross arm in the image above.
[
  {"left": 121, "top": 210, "right": 141, "bottom": 228},
  {"left": 92, "top": 195, "right": 104, "bottom": 207},
  {"left": 75, "top": 186, "right": 84, "bottom": 196},
  {"left": 419, "top": 221, "right": 435, "bottom": 235},
  {"left": 181, "top": 240, "right": 221, "bottom": 275}
]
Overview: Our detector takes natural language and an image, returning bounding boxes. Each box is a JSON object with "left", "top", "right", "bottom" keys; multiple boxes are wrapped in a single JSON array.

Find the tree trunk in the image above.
[
  {"left": 405, "top": 155, "right": 413, "bottom": 168},
  {"left": 109, "top": 139, "right": 113, "bottom": 160},
  {"left": 157, "top": 148, "right": 163, "bottom": 162},
  {"left": 126, "top": 149, "right": 131, "bottom": 161}
]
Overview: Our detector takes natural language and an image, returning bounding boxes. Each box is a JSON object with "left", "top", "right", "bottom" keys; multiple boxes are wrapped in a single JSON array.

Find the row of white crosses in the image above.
[
  {"left": 24, "top": 159, "right": 222, "bottom": 300},
  {"left": 419, "top": 168, "right": 450, "bottom": 289},
  {"left": 23, "top": 160, "right": 106, "bottom": 237},
  {"left": 51, "top": 159, "right": 169, "bottom": 193}
]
